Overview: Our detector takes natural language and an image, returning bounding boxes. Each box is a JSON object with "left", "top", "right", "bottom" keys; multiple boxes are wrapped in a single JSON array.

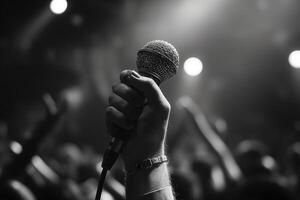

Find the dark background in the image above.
[{"left": 1, "top": 0, "right": 300, "bottom": 160}]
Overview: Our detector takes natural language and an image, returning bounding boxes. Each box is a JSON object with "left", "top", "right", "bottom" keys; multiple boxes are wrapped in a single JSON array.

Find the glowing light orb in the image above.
[
  {"left": 50, "top": 0, "right": 68, "bottom": 15},
  {"left": 289, "top": 50, "right": 300, "bottom": 68},
  {"left": 184, "top": 57, "right": 203, "bottom": 76},
  {"left": 64, "top": 88, "right": 83, "bottom": 108},
  {"left": 10, "top": 141, "right": 23, "bottom": 154}
]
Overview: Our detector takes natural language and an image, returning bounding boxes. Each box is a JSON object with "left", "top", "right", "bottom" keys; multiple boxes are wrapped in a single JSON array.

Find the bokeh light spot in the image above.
[
  {"left": 289, "top": 50, "right": 300, "bottom": 68},
  {"left": 50, "top": 0, "right": 68, "bottom": 15},
  {"left": 184, "top": 57, "right": 203, "bottom": 76}
]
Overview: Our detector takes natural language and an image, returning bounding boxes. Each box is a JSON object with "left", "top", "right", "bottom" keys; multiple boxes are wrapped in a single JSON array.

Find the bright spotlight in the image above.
[
  {"left": 289, "top": 50, "right": 300, "bottom": 69},
  {"left": 10, "top": 141, "right": 23, "bottom": 154},
  {"left": 184, "top": 57, "right": 203, "bottom": 76},
  {"left": 50, "top": 0, "right": 68, "bottom": 15}
]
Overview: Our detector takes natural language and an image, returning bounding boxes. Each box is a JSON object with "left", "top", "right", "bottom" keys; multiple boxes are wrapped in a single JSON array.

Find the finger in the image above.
[
  {"left": 120, "top": 70, "right": 168, "bottom": 108},
  {"left": 106, "top": 106, "right": 135, "bottom": 130},
  {"left": 119, "top": 69, "right": 132, "bottom": 83},
  {"left": 112, "top": 82, "right": 144, "bottom": 106},
  {"left": 108, "top": 93, "right": 143, "bottom": 120}
]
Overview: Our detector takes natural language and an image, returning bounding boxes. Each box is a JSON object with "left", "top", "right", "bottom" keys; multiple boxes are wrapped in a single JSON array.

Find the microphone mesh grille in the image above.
[{"left": 137, "top": 40, "right": 179, "bottom": 84}]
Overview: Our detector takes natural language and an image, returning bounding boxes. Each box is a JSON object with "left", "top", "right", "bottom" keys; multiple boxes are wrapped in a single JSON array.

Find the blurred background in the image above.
[{"left": 1, "top": 0, "right": 300, "bottom": 199}]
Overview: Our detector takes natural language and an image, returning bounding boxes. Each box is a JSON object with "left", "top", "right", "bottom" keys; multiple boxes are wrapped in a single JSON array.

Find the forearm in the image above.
[
  {"left": 199, "top": 115, "right": 242, "bottom": 182},
  {"left": 183, "top": 98, "right": 242, "bottom": 183},
  {"left": 125, "top": 163, "right": 174, "bottom": 200}
]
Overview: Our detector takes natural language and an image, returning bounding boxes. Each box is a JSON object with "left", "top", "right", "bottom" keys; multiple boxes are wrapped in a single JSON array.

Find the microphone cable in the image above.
[
  {"left": 95, "top": 168, "right": 107, "bottom": 200},
  {"left": 95, "top": 138, "right": 123, "bottom": 200}
]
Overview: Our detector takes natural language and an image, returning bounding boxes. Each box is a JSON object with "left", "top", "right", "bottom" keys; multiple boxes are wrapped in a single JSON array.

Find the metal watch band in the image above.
[
  {"left": 126, "top": 155, "right": 168, "bottom": 176},
  {"left": 136, "top": 155, "right": 168, "bottom": 169}
]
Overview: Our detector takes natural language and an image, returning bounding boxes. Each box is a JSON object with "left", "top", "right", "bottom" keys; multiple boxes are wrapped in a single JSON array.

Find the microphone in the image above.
[{"left": 101, "top": 40, "right": 179, "bottom": 170}]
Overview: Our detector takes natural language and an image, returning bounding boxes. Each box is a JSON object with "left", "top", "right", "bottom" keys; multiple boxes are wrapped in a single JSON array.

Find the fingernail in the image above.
[{"left": 131, "top": 71, "right": 141, "bottom": 78}]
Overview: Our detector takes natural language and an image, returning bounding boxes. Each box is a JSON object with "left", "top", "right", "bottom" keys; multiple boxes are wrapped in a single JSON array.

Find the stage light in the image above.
[
  {"left": 63, "top": 87, "right": 83, "bottom": 108},
  {"left": 10, "top": 141, "right": 23, "bottom": 154},
  {"left": 184, "top": 57, "right": 203, "bottom": 76},
  {"left": 262, "top": 155, "right": 276, "bottom": 170},
  {"left": 50, "top": 0, "right": 68, "bottom": 15},
  {"left": 289, "top": 50, "right": 300, "bottom": 69}
]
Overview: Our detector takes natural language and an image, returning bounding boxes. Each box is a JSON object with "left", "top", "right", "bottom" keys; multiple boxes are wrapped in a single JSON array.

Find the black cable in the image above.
[
  {"left": 95, "top": 139, "right": 122, "bottom": 200},
  {"left": 95, "top": 168, "right": 108, "bottom": 200}
]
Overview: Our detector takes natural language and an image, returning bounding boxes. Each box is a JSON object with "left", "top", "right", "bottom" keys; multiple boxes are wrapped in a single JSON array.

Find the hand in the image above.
[{"left": 106, "top": 70, "right": 171, "bottom": 170}]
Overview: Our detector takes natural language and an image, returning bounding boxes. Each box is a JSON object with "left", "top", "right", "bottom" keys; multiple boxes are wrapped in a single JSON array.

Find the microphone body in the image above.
[{"left": 101, "top": 40, "right": 179, "bottom": 170}]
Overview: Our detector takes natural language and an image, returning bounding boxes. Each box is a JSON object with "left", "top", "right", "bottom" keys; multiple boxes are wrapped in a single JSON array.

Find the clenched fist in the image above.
[{"left": 106, "top": 70, "right": 171, "bottom": 170}]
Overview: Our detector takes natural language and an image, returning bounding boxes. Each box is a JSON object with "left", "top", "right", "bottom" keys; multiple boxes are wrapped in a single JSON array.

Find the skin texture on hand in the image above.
[
  {"left": 106, "top": 70, "right": 171, "bottom": 170},
  {"left": 106, "top": 70, "right": 174, "bottom": 200}
]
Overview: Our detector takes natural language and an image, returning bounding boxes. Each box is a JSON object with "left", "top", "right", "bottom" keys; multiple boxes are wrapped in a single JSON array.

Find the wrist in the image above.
[
  {"left": 125, "top": 162, "right": 172, "bottom": 199},
  {"left": 125, "top": 155, "right": 168, "bottom": 176},
  {"left": 123, "top": 144, "right": 165, "bottom": 171}
]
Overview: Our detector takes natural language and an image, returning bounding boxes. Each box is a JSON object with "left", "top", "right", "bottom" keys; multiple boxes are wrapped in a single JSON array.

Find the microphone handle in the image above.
[{"left": 101, "top": 137, "right": 125, "bottom": 170}]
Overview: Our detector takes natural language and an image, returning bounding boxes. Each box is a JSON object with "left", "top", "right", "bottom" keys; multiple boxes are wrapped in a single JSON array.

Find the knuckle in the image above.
[
  {"left": 120, "top": 70, "right": 131, "bottom": 81},
  {"left": 105, "top": 106, "right": 114, "bottom": 116},
  {"left": 148, "top": 78, "right": 156, "bottom": 85},
  {"left": 163, "top": 103, "right": 171, "bottom": 114},
  {"left": 157, "top": 100, "right": 171, "bottom": 117},
  {"left": 164, "top": 101, "right": 171, "bottom": 111},
  {"left": 112, "top": 82, "right": 118, "bottom": 90},
  {"left": 120, "top": 70, "right": 129, "bottom": 76},
  {"left": 141, "top": 78, "right": 156, "bottom": 91},
  {"left": 144, "top": 77, "right": 156, "bottom": 86},
  {"left": 109, "top": 93, "right": 122, "bottom": 106},
  {"left": 118, "top": 83, "right": 128, "bottom": 92},
  {"left": 113, "top": 82, "right": 127, "bottom": 92},
  {"left": 112, "top": 83, "right": 121, "bottom": 93}
]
